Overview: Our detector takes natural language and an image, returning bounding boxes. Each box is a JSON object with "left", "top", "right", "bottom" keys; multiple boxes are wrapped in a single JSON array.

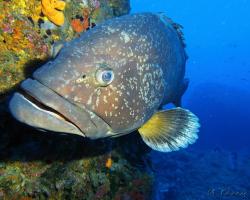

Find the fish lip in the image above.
[
  {"left": 16, "top": 78, "right": 112, "bottom": 138},
  {"left": 19, "top": 86, "right": 86, "bottom": 136},
  {"left": 9, "top": 92, "right": 85, "bottom": 136},
  {"left": 19, "top": 89, "right": 82, "bottom": 132}
]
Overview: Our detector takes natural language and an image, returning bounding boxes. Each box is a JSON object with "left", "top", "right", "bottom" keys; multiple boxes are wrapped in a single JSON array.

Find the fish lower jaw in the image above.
[{"left": 9, "top": 92, "right": 85, "bottom": 137}]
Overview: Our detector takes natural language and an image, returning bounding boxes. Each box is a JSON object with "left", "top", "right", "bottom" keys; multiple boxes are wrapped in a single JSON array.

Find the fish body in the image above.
[{"left": 9, "top": 13, "right": 200, "bottom": 152}]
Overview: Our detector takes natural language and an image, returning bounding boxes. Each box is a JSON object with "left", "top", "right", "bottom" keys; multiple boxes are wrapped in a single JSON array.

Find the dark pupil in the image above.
[{"left": 102, "top": 71, "right": 112, "bottom": 82}]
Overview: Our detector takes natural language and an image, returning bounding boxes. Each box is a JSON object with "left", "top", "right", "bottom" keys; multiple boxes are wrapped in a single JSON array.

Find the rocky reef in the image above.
[
  {"left": 0, "top": 117, "right": 152, "bottom": 199},
  {"left": 0, "top": 0, "right": 154, "bottom": 199}
]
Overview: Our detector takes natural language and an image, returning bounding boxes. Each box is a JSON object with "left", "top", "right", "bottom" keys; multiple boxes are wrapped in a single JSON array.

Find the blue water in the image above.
[
  {"left": 132, "top": 0, "right": 250, "bottom": 151},
  {"left": 132, "top": 1, "right": 250, "bottom": 199}
]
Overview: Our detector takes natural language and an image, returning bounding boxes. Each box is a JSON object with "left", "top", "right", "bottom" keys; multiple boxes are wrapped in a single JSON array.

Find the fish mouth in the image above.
[{"left": 9, "top": 78, "right": 112, "bottom": 138}]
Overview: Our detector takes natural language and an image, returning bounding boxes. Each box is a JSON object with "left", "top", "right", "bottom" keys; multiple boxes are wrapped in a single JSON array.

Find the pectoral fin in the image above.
[{"left": 138, "top": 107, "right": 200, "bottom": 152}]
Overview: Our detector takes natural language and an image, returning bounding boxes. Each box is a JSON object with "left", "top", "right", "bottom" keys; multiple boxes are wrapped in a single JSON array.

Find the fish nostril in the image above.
[
  {"left": 82, "top": 74, "right": 86, "bottom": 79},
  {"left": 75, "top": 74, "right": 87, "bottom": 84}
]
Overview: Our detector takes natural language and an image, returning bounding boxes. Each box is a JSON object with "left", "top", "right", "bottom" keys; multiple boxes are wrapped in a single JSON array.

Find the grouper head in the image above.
[{"left": 9, "top": 13, "right": 166, "bottom": 139}]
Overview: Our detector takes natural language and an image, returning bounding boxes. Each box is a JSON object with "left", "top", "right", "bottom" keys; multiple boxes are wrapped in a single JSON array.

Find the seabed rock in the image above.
[{"left": 0, "top": 0, "right": 153, "bottom": 199}]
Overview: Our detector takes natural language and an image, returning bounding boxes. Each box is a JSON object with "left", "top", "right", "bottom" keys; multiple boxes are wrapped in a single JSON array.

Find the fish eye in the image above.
[{"left": 96, "top": 69, "right": 114, "bottom": 86}]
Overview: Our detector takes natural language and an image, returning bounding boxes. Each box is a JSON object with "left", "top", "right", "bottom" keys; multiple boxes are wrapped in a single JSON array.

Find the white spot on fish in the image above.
[
  {"left": 107, "top": 26, "right": 116, "bottom": 34},
  {"left": 103, "top": 96, "right": 108, "bottom": 103},
  {"left": 130, "top": 110, "right": 135, "bottom": 116},
  {"left": 87, "top": 95, "right": 92, "bottom": 105},
  {"left": 120, "top": 31, "right": 130, "bottom": 43},
  {"left": 74, "top": 96, "right": 79, "bottom": 101}
]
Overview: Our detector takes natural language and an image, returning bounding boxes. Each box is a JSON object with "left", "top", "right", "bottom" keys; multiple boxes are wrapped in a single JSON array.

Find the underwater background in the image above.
[
  {"left": 132, "top": 0, "right": 250, "bottom": 151},
  {"left": 0, "top": 0, "right": 249, "bottom": 199},
  {"left": 132, "top": 0, "right": 250, "bottom": 199}
]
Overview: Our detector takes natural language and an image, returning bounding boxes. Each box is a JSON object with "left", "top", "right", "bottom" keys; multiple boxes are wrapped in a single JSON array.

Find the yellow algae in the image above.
[
  {"left": 54, "top": 0, "right": 66, "bottom": 10},
  {"left": 9, "top": 0, "right": 41, "bottom": 21},
  {"left": 41, "top": 0, "right": 66, "bottom": 26},
  {"left": 52, "top": 34, "right": 60, "bottom": 41},
  {"left": 32, "top": 4, "right": 42, "bottom": 22}
]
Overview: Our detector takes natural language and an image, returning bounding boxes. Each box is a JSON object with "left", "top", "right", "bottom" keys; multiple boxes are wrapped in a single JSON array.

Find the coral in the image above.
[
  {"left": 90, "top": 0, "right": 101, "bottom": 9},
  {"left": 105, "top": 157, "right": 112, "bottom": 169},
  {"left": 41, "top": 0, "right": 66, "bottom": 26},
  {"left": 0, "top": 127, "right": 153, "bottom": 199},
  {"left": 0, "top": 161, "right": 47, "bottom": 199},
  {"left": 71, "top": 19, "right": 85, "bottom": 32},
  {"left": 0, "top": 1, "right": 49, "bottom": 95},
  {"left": 71, "top": 8, "right": 90, "bottom": 33}
]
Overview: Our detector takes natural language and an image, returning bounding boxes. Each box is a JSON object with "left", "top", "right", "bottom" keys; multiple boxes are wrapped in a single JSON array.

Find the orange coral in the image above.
[
  {"left": 71, "top": 9, "right": 90, "bottom": 33},
  {"left": 105, "top": 157, "right": 112, "bottom": 169},
  {"left": 41, "top": 0, "right": 66, "bottom": 26},
  {"left": 71, "top": 19, "right": 85, "bottom": 33},
  {"left": 12, "top": 28, "right": 22, "bottom": 40}
]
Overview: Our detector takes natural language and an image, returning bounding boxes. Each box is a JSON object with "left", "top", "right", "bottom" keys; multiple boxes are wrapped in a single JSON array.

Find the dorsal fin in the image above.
[{"left": 157, "top": 13, "right": 188, "bottom": 59}]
